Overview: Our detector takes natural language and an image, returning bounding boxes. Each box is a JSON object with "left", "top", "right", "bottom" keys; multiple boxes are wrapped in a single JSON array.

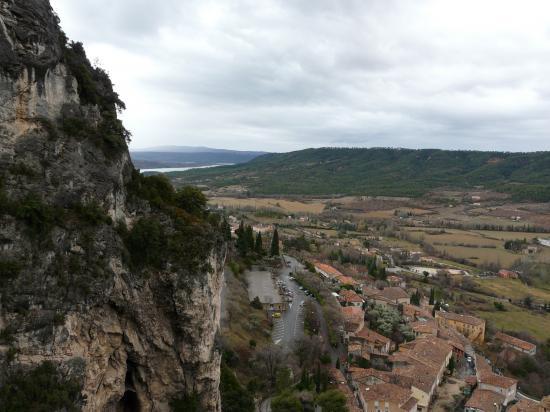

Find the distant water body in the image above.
[{"left": 140, "top": 164, "right": 233, "bottom": 173}]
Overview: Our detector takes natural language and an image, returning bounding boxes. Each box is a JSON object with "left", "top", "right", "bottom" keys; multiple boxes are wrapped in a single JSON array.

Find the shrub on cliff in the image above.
[
  {"left": 175, "top": 186, "right": 207, "bottom": 218},
  {"left": 124, "top": 218, "right": 166, "bottom": 270},
  {"left": 0, "top": 361, "right": 81, "bottom": 411},
  {"left": 63, "top": 41, "right": 125, "bottom": 112}
]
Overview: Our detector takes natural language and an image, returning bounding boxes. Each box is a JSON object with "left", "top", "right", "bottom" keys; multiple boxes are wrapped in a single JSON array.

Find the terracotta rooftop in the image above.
[
  {"left": 362, "top": 286, "right": 381, "bottom": 297},
  {"left": 437, "top": 311, "right": 485, "bottom": 326},
  {"left": 339, "top": 289, "right": 364, "bottom": 303},
  {"left": 341, "top": 306, "right": 364, "bottom": 322},
  {"left": 402, "top": 304, "right": 433, "bottom": 320},
  {"left": 410, "top": 320, "right": 438, "bottom": 335},
  {"left": 465, "top": 389, "right": 505, "bottom": 412},
  {"left": 378, "top": 287, "right": 409, "bottom": 301},
  {"left": 508, "top": 398, "right": 543, "bottom": 412},
  {"left": 359, "top": 382, "right": 412, "bottom": 405},
  {"left": 314, "top": 262, "right": 345, "bottom": 278},
  {"left": 392, "top": 363, "right": 438, "bottom": 394},
  {"left": 336, "top": 275, "right": 360, "bottom": 286},
  {"left": 349, "top": 367, "right": 391, "bottom": 384},
  {"left": 495, "top": 332, "right": 536, "bottom": 352},
  {"left": 475, "top": 354, "right": 493, "bottom": 375},
  {"left": 400, "top": 397, "right": 418, "bottom": 411},
  {"left": 399, "top": 336, "right": 453, "bottom": 370},
  {"left": 478, "top": 372, "right": 517, "bottom": 389},
  {"left": 355, "top": 326, "right": 391, "bottom": 345}
]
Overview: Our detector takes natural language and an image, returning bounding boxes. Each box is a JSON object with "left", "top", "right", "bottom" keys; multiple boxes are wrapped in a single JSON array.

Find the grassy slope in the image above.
[{"left": 170, "top": 148, "right": 550, "bottom": 200}]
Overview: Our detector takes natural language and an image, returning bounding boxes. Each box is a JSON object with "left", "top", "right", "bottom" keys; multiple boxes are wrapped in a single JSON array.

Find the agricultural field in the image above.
[
  {"left": 402, "top": 227, "right": 540, "bottom": 269},
  {"left": 475, "top": 278, "right": 550, "bottom": 301},
  {"left": 476, "top": 305, "right": 550, "bottom": 341},
  {"left": 208, "top": 197, "right": 326, "bottom": 214}
]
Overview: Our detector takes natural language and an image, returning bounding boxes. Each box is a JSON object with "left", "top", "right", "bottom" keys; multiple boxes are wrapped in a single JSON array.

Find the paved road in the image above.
[{"left": 271, "top": 255, "right": 307, "bottom": 350}]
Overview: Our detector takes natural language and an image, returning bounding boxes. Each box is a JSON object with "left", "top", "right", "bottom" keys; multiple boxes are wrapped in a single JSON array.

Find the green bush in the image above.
[
  {"left": 0, "top": 361, "right": 81, "bottom": 412},
  {"left": 170, "top": 393, "right": 200, "bottom": 412},
  {"left": 220, "top": 363, "right": 254, "bottom": 412},
  {"left": 128, "top": 172, "right": 176, "bottom": 209},
  {"left": 13, "top": 195, "right": 62, "bottom": 235},
  {"left": 316, "top": 389, "right": 348, "bottom": 412},
  {"left": 71, "top": 202, "right": 112, "bottom": 226},
  {"left": 175, "top": 187, "right": 207, "bottom": 217},
  {"left": 63, "top": 41, "right": 125, "bottom": 112},
  {"left": 124, "top": 218, "right": 166, "bottom": 270},
  {"left": 271, "top": 392, "right": 303, "bottom": 412}
]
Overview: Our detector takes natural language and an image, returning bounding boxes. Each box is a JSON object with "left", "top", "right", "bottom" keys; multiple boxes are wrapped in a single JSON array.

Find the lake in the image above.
[{"left": 140, "top": 164, "right": 233, "bottom": 173}]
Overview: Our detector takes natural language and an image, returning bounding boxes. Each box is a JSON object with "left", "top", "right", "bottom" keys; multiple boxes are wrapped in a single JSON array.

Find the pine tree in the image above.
[
  {"left": 270, "top": 228, "right": 280, "bottom": 256},
  {"left": 429, "top": 288, "right": 435, "bottom": 305},
  {"left": 221, "top": 218, "right": 231, "bottom": 241},
  {"left": 245, "top": 225, "right": 255, "bottom": 251},
  {"left": 255, "top": 232, "right": 264, "bottom": 255},
  {"left": 236, "top": 221, "right": 248, "bottom": 256}
]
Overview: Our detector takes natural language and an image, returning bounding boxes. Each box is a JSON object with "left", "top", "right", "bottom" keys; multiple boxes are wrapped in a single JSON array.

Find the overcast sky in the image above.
[{"left": 50, "top": 0, "right": 550, "bottom": 152}]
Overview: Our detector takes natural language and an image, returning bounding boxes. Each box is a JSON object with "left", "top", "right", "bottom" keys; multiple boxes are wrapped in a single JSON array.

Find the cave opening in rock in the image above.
[
  {"left": 119, "top": 390, "right": 140, "bottom": 412},
  {"left": 118, "top": 359, "right": 140, "bottom": 412}
]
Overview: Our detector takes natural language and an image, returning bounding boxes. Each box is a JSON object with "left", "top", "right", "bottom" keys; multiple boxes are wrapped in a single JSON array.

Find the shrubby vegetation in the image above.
[
  {"left": 220, "top": 363, "right": 255, "bottom": 412},
  {"left": 0, "top": 362, "right": 81, "bottom": 411},
  {"left": 0, "top": 187, "right": 112, "bottom": 237},
  {"left": 367, "top": 305, "right": 414, "bottom": 343},
  {"left": 283, "top": 235, "right": 311, "bottom": 252},
  {"left": 123, "top": 173, "right": 223, "bottom": 274},
  {"left": 170, "top": 393, "right": 200, "bottom": 412}
]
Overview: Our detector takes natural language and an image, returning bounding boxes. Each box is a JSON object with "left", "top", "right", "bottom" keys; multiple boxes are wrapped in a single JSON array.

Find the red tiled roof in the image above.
[
  {"left": 495, "top": 332, "right": 536, "bottom": 352},
  {"left": 314, "top": 262, "right": 345, "bottom": 278},
  {"left": 465, "top": 389, "right": 505, "bottom": 412},
  {"left": 336, "top": 275, "right": 360, "bottom": 286},
  {"left": 410, "top": 320, "right": 437, "bottom": 335},
  {"left": 379, "top": 287, "right": 409, "bottom": 301},
  {"left": 359, "top": 382, "right": 412, "bottom": 405},
  {"left": 349, "top": 367, "right": 391, "bottom": 384},
  {"left": 355, "top": 326, "right": 391, "bottom": 345},
  {"left": 341, "top": 306, "right": 364, "bottom": 321},
  {"left": 339, "top": 289, "right": 364, "bottom": 303},
  {"left": 400, "top": 397, "right": 418, "bottom": 411},
  {"left": 508, "top": 398, "right": 543, "bottom": 412},
  {"left": 362, "top": 286, "right": 381, "bottom": 297},
  {"left": 436, "top": 311, "right": 485, "bottom": 326},
  {"left": 478, "top": 372, "right": 517, "bottom": 389}
]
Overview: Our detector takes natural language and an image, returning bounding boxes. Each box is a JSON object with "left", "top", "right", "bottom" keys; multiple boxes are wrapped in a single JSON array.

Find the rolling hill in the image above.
[{"left": 168, "top": 147, "right": 550, "bottom": 201}]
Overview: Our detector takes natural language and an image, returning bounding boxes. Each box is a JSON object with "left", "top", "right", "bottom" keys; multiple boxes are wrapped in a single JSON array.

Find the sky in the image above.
[{"left": 50, "top": 0, "right": 550, "bottom": 152}]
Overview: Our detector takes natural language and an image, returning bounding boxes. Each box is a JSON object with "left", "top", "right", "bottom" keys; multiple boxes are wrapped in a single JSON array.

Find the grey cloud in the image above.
[{"left": 50, "top": 0, "right": 550, "bottom": 152}]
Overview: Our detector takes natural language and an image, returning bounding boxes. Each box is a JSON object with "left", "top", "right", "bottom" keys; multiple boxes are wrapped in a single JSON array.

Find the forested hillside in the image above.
[{"left": 171, "top": 148, "right": 550, "bottom": 201}]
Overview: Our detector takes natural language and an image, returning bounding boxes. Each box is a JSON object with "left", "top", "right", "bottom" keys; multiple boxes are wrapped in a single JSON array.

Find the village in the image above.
[{"left": 218, "top": 198, "right": 550, "bottom": 412}]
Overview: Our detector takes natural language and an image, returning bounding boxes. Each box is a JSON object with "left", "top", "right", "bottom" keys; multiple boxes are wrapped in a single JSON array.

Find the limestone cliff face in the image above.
[{"left": 0, "top": 1, "right": 224, "bottom": 411}]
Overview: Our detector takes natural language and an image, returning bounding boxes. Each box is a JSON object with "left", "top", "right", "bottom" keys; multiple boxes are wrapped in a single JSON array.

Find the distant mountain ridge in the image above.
[
  {"left": 130, "top": 146, "right": 267, "bottom": 169},
  {"left": 169, "top": 147, "right": 550, "bottom": 201}
]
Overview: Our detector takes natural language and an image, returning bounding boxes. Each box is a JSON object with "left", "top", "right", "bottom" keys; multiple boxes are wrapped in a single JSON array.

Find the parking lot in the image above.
[{"left": 246, "top": 270, "right": 283, "bottom": 308}]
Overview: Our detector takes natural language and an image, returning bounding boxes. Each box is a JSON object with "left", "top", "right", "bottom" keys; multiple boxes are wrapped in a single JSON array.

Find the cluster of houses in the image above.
[{"left": 310, "top": 260, "right": 546, "bottom": 412}]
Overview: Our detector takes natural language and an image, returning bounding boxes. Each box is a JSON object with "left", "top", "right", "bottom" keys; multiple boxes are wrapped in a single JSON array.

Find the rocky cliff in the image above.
[{"left": 0, "top": 1, "right": 225, "bottom": 411}]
